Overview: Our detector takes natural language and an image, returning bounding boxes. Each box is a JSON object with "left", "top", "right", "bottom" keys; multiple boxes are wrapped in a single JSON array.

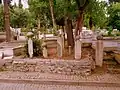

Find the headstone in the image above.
[
  {"left": 27, "top": 32, "right": 34, "bottom": 58},
  {"left": 28, "top": 38, "right": 33, "bottom": 58},
  {"left": 81, "top": 29, "right": 93, "bottom": 39},
  {"left": 95, "top": 40, "right": 103, "bottom": 67},
  {"left": 43, "top": 47, "right": 48, "bottom": 58},
  {"left": 75, "top": 39, "right": 81, "bottom": 59},
  {"left": 57, "top": 36, "right": 63, "bottom": 57}
]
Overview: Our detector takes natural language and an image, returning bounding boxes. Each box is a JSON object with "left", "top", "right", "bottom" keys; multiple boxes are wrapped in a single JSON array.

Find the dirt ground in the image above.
[{"left": 47, "top": 46, "right": 95, "bottom": 60}]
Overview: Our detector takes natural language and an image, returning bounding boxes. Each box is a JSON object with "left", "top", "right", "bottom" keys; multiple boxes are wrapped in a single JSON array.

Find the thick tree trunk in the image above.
[
  {"left": 19, "top": 0, "right": 22, "bottom": 8},
  {"left": 4, "top": 0, "right": 11, "bottom": 42},
  {"left": 75, "top": 11, "right": 84, "bottom": 37},
  {"left": 89, "top": 16, "right": 93, "bottom": 30},
  {"left": 65, "top": 18, "right": 74, "bottom": 48},
  {"left": 64, "top": 0, "right": 74, "bottom": 48},
  {"left": 49, "top": 0, "right": 56, "bottom": 28},
  {"left": 75, "top": 0, "right": 89, "bottom": 38}
]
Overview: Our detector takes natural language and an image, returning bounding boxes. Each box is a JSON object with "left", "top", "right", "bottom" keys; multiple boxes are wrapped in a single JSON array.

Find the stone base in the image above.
[
  {"left": 13, "top": 46, "right": 25, "bottom": 56},
  {"left": 4, "top": 58, "right": 95, "bottom": 76}
]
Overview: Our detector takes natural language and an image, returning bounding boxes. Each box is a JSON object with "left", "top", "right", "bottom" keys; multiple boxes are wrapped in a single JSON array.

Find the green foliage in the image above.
[
  {"left": 108, "top": 26, "right": 113, "bottom": 36},
  {"left": 54, "top": 0, "right": 78, "bottom": 25},
  {"left": 54, "top": 0, "right": 66, "bottom": 20},
  {"left": 33, "top": 38, "right": 43, "bottom": 57},
  {"left": 29, "top": 0, "right": 51, "bottom": 28},
  {"left": 24, "top": 38, "right": 43, "bottom": 57},
  {"left": 55, "top": 0, "right": 108, "bottom": 29},
  {"left": 75, "top": 0, "right": 87, "bottom": 7},
  {"left": 10, "top": 7, "right": 29, "bottom": 28},
  {"left": 108, "top": 2, "right": 120, "bottom": 30},
  {"left": 84, "top": 0, "right": 108, "bottom": 29},
  {"left": 1, "top": 0, "right": 119, "bottom": 34}
]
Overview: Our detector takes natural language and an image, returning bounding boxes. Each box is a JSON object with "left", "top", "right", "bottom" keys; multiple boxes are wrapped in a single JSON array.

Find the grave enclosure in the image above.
[{"left": 41, "top": 30, "right": 120, "bottom": 68}]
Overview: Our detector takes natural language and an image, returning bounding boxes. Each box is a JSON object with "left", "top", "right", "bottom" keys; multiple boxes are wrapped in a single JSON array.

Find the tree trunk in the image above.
[
  {"left": 49, "top": 0, "right": 56, "bottom": 28},
  {"left": 65, "top": 17, "right": 74, "bottom": 48},
  {"left": 4, "top": 0, "right": 11, "bottom": 42},
  {"left": 75, "top": 11, "right": 84, "bottom": 37},
  {"left": 89, "top": 16, "right": 93, "bottom": 30},
  {"left": 19, "top": 0, "right": 22, "bottom": 8},
  {"left": 64, "top": 0, "right": 74, "bottom": 48},
  {"left": 75, "top": 0, "right": 89, "bottom": 38}
]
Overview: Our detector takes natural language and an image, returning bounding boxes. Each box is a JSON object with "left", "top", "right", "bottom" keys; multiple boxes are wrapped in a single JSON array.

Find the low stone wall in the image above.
[
  {"left": 13, "top": 46, "right": 25, "bottom": 56},
  {"left": 4, "top": 58, "right": 95, "bottom": 76}
]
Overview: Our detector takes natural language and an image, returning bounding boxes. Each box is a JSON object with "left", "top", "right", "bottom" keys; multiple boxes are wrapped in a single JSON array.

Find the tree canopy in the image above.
[
  {"left": 108, "top": 2, "right": 120, "bottom": 30},
  {"left": 0, "top": 0, "right": 119, "bottom": 32}
]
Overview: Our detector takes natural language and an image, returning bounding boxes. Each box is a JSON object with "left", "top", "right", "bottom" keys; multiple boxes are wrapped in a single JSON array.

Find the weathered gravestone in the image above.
[
  {"left": 95, "top": 40, "right": 103, "bottom": 67},
  {"left": 42, "top": 41, "right": 48, "bottom": 58},
  {"left": 57, "top": 35, "right": 63, "bottom": 58},
  {"left": 75, "top": 39, "right": 81, "bottom": 60},
  {"left": 27, "top": 32, "right": 34, "bottom": 58}
]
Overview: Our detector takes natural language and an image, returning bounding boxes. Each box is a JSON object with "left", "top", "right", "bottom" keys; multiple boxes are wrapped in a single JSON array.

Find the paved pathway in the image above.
[
  {"left": 0, "top": 41, "right": 25, "bottom": 58},
  {"left": 0, "top": 82, "right": 120, "bottom": 90},
  {"left": 0, "top": 41, "right": 25, "bottom": 48}
]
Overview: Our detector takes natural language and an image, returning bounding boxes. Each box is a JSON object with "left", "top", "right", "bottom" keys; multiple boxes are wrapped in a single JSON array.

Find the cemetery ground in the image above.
[{"left": 0, "top": 35, "right": 120, "bottom": 89}]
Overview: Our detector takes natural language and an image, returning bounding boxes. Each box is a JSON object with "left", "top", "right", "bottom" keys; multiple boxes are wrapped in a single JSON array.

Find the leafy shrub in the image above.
[{"left": 24, "top": 38, "right": 43, "bottom": 57}]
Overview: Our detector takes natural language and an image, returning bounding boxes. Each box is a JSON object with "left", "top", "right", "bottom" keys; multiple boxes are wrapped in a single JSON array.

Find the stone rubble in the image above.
[{"left": 3, "top": 58, "right": 95, "bottom": 76}]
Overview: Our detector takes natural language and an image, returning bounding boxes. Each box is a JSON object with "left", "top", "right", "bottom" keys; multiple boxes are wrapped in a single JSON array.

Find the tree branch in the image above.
[{"left": 79, "top": 0, "right": 90, "bottom": 11}]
